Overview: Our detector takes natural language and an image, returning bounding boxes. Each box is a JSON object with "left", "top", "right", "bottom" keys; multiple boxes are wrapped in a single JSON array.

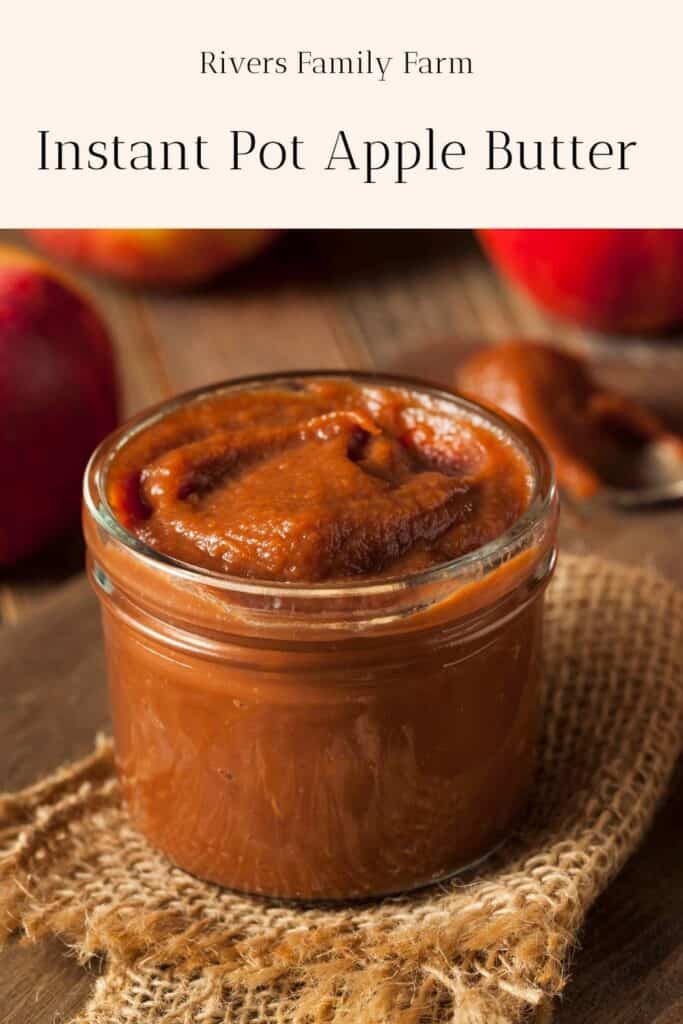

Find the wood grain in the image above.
[
  {"left": 0, "top": 578, "right": 106, "bottom": 1023},
  {"left": 1, "top": 228, "right": 682, "bottom": 1023}
]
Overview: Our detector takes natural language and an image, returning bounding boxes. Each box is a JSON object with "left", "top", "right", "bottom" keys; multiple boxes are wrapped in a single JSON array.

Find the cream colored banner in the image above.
[{"left": 1, "top": 0, "right": 681, "bottom": 226}]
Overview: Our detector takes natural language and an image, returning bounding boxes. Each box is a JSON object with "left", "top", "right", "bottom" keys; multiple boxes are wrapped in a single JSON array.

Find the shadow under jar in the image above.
[{"left": 83, "top": 371, "right": 558, "bottom": 901}]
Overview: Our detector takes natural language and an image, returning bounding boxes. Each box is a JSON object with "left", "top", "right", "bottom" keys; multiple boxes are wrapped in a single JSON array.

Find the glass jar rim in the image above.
[{"left": 84, "top": 369, "right": 556, "bottom": 600}]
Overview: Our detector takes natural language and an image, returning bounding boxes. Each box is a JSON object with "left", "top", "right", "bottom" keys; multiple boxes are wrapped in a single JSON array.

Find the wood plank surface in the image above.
[{"left": 1, "top": 228, "right": 682, "bottom": 1023}]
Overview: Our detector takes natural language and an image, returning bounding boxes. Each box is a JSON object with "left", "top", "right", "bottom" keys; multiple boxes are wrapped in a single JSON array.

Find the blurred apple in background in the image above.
[
  {"left": 0, "top": 245, "right": 118, "bottom": 566},
  {"left": 26, "top": 229, "right": 279, "bottom": 288},
  {"left": 478, "top": 229, "right": 683, "bottom": 334}
]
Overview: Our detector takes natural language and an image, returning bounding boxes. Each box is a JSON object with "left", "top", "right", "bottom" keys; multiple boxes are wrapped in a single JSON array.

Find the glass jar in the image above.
[{"left": 83, "top": 372, "right": 558, "bottom": 901}]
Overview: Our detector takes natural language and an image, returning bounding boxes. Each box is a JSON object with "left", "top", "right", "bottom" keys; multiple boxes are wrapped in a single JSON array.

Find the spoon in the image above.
[{"left": 587, "top": 439, "right": 683, "bottom": 511}]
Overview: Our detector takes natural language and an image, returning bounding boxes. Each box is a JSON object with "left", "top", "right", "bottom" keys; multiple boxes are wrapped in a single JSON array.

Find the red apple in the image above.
[
  {"left": 27, "top": 229, "right": 279, "bottom": 287},
  {"left": 478, "top": 229, "right": 683, "bottom": 333},
  {"left": 0, "top": 245, "right": 118, "bottom": 565}
]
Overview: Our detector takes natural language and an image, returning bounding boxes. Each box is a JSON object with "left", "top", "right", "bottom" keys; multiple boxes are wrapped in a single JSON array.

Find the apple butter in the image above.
[
  {"left": 458, "top": 340, "right": 683, "bottom": 498},
  {"left": 84, "top": 372, "right": 558, "bottom": 900}
]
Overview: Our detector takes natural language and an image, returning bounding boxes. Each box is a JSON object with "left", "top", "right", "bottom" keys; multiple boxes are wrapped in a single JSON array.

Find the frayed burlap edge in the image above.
[{"left": 1, "top": 554, "right": 682, "bottom": 1024}]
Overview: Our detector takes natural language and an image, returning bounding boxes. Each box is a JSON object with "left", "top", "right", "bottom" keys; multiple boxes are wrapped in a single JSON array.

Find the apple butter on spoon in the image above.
[{"left": 457, "top": 340, "right": 683, "bottom": 507}]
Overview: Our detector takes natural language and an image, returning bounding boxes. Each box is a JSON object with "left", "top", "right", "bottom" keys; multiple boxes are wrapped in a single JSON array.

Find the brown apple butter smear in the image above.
[
  {"left": 106, "top": 378, "right": 533, "bottom": 582},
  {"left": 457, "top": 341, "right": 683, "bottom": 499}
]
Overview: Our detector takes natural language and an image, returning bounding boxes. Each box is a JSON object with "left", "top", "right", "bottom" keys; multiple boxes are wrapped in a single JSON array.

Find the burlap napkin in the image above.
[{"left": 1, "top": 554, "right": 682, "bottom": 1024}]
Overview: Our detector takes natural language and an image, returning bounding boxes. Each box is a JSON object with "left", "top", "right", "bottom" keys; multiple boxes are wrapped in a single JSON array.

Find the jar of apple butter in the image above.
[{"left": 83, "top": 372, "right": 558, "bottom": 901}]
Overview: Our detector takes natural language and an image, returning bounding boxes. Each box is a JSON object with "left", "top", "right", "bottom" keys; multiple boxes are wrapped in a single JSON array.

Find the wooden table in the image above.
[{"left": 2, "top": 229, "right": 683, "bottom": 1023}]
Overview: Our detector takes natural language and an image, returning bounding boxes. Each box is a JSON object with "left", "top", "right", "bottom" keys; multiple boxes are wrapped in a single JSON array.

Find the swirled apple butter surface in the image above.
[
  {"left": 106, "top": 378, "right": 533, "bottom": 581},
  {"left": 86, "top": 374, "right": 558, "bottom": 900}
]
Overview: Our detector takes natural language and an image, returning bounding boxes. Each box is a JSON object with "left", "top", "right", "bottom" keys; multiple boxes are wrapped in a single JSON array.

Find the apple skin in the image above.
[
  {"left": 27, "top": 229, "right": 279, "bottom": 287},
  {"left": 478, "top": 229, "right": 683, "bottom": 333},
  {"left": 0, "top": 246, "right": 118, "bottom": 565}
]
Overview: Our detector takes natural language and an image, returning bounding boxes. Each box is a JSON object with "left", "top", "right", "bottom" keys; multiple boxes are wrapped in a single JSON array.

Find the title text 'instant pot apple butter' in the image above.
[{"left": 83, "top": 373, "right": 558, "bottom": 900}]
